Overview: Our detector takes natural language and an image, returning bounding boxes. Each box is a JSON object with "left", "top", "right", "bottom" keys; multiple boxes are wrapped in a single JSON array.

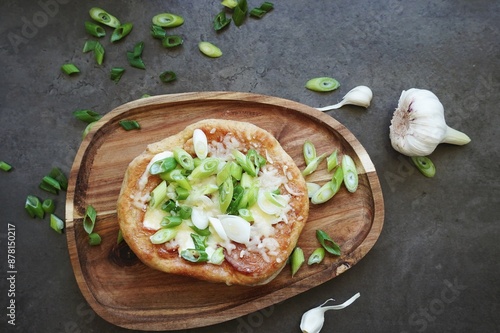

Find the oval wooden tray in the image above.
[{"left": 65, "top": 91, "right": 384, "bottom": 331}]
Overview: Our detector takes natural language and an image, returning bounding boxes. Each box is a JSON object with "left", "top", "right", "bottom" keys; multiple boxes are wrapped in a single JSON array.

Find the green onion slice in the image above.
[
  {"left": 159, "top": 70, "right": 177, "bottom": 83},
  {"left": 160, "top": 215, "right": 183, "bottom": 228},
  {"left": 189, "top": 157, "right": 219, "bottom": 179},
  {"left": 219, "top": 178, "right": 234, "bottom": 213},
  {"left": 411, "top": 156, "right": 436, "bottom": 178},
  {"left": 117, "top": 229, "right": 124, "bottom": 244},
  {"left": 0, "top": 161, "right": 12, "bottom": 172},
  {"left": 149, "top": 181, "right": 167, "bottom": 208},
  {"left": 213, "top": 11, "right": 231, "bottom": 31},
  {"left": 308, "top": 247, "right": 325, "bottom": 265},
  {"left": 227, "top": 185, "right": 245, "bottom": 215},
  {"left": 181, "top": 249, "right": 209, "bottom": 262},
  {"left": 50, "top": 214, "right": 64, "bottom": 234},
  {"left": 61, "top": 63, "right": 80, "bottom": 75},
  {"left": 93, "top": 41, "right": 105, "bottom": 65},
  {"left": 151, "top": 24, "right": 167, "bottom": 39},
  {"left": 178, "top": 206, "right": 192, "bottom": 219},
  {"left": 250, "top": 2, "right": 274, "bottom": 18},
  {"left": 191, "top": 233, "right": 207, "bottom": 250},
  {"left": 193, "top": 128, "right": 208, "bottom": 159},
  {"left": 302, "top": 153, "right": 327, "bottom": 176},
  {"left": 173, "top": 147, "right": 194, "bottom": 170},
  {"left": 342, "top": 154, "right": 358, "bottom": 192},
  {"left": 150, "top": 157, "right": 177, "bottom": 175},
  {"left": 111, "top": 23, "right": 133, "bottom": 43},
  {"left": 316, "top": 229, "right": 341, "bottom": 255},
  {"left": 291, "top": 246, "right": 305, "bottom": 277},
  {"left": 221, "top": 0, "right": 238, "bottom": 8},
  {"left": 119, "top": 120, "right": 141, "bottom": 130},
  {"left": 83, "top": 205, "right": 97, "bottom": 234},
  {"left": 82, "top": 40, "right": 97, "bottom": 53},
  {"left": 198, "top": 41, "right": 222, "bottom": 58},
  {"left": 311, "top": 181, "right": 335, "bottom": 205},
  {"left": 42, "top": 199, "right": 55, "bottom": 214},
  {"left": 89, "top": 7, "right": 120, "bottom": 28},
  {"left": 162, "top": 35, "right": 183, "bottom": 48},
  {"left": 303, "top": 140, "right": 317, "bottom": 165},
  {"left": 83, "top": 122, "right": 96, "bottom": 139},
  {"left": 175, "top": 186, "right": 189, "bottom": 200},
  {"left": 48, "top": 167, "right": 68, "bottom": 190},
  {"left": 306, "top": 182, "right": 321, "bottom": 198},
  {"left": 327, "top": 150, "right": 338, "bottom": 172},
  {"left": 190, "top": 224, "right": 211, "bottom": 236},
  {"left": 25, "top": 195, "right": 44, "bottom": 219},
  {"left": 306, "top": 77, "right": 340, "bottom": 92},
  {"left": 133, "top": 41, "right": 144, "bottom": 58},
  {"left": 152, "top": 13, "right": 184, "bottom": 28},
  {"left": 126, "top": 51, "right": 145, "bottom": 69},
  {"left": 150, "top": 228, "right": 177, "bottom": 244},
  {"left": 73, "top": 109, "right": 102, "bottom": 123},
  {"left": 209, "top": 247, "right": 225, "bottom": 265},
  {"left": 84, "top": 21, "right": 105, "bottom": 38},
  {"left": 40, "top": 176, "right": 61, "bottom": 194},
  {"left": 233, "top": 0, "right": 248, "bottom": 26},
  {"left": 161, "top": 199, "right": 177, "bottom": 213},
  {"left": 88, "top": 233, "right": 102, "bottom": 246},
  {"left": 110, "top": 67, "right": 125, "bottom": 83}
]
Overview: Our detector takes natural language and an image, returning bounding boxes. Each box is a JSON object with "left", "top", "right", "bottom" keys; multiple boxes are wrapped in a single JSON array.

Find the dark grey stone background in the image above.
[{"left": 1, "top": 0, "right": 498, "bottom": 332}]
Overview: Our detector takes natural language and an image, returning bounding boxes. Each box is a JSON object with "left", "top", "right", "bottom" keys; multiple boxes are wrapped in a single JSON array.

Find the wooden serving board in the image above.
[{"left": 65, "top": 91, "right": 384, "bottom": 330}]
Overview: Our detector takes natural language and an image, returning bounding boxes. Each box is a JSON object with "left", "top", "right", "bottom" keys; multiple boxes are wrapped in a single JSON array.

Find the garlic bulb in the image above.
[
  {"left": 300, "top": 293, "right": 360, "bottom": 333},
  {"left": 316, "top": 86, "right": 373, "bottom": 111},
  {"left": 389, "top": 88, "right": 471, "bottom": 156}
]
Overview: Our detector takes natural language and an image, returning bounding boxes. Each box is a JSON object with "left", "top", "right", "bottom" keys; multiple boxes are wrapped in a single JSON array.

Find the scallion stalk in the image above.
[
  {"left": 111, "top": 23, "right": 133, "bottom": 43},
  {"left": 411, "top": 156, "right": 436, "bottom": 178},
  {"left": 316, "top": 229, "right": 341, "bottom": 255},
  {"left": 61, "top": 63, "right": 80, "bottom": 76},
  {"left": 89, "top": 7, "right": 120, "bottom": 28},
  {"left": 82, "top": 122, "right": 96, "bottom": 139},
  {"left": 0, "top": 161, "right": 12, "bottom": 172},
  {"left": 233, "top": 0, "right": 248, "bottom": 26},
  {"left": 119, "top": 119, "right": 141, "bottom": 130},
  {"left": 221, "top": 0, "right": 238, "bottom": 8},
  {"left": 73, "top": 109, "right": 102, "bottom": 123},
  {"left": 84, "top": 21, "right": 106, "bottom": 38}
]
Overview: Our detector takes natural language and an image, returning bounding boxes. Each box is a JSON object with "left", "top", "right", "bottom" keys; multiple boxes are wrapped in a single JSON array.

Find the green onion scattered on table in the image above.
[
  {"left": 25, "top": 195, "right": 44, "bottom": 219},
  {"left": 50, "top": 214, "right": 64, "bottom": 234},
  {"left": 89, "top": 7, "right": 121, "bottom": 28},
  {"left": 110, "top": 67, "right": 125, "bottom": 83},
  {"left": 0, "top": 161, "right": 12, "bottom": 172},
  {"left": 111, "top": 23, "right": 133, "bottom": 43},
  {"left": 61, "top": 63, "right": 80, "bottom": 75},
  {"left": 152, "top": 13, "right": 184, "bottom": 28},
  {"left": 213, "top": 11, "right": 231, "bottom": 31},
  {"left": 411, "top": 156, "right": 436, "bottom": 178},
  {"left": 84, "top": 21, "right": 106, "bottom": 38},
  {"left": 73, "top": 109, "right": 102, "bottom": 123},
  {"left": 42, "top": 199, "right": 55, "bottom": 214},
  {"left": 306, "top": 77, "right": 340, "bottom": 92}
]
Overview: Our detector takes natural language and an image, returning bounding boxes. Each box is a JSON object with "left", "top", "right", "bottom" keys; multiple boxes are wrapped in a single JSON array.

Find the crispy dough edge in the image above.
[{"left": 117, "top": 119, "right": 309, "bottom": 286}]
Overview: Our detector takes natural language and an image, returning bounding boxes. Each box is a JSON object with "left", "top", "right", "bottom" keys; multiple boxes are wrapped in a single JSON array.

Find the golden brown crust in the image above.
[{"left": 117, "top": 119, "right": 309, "bottom": 286}]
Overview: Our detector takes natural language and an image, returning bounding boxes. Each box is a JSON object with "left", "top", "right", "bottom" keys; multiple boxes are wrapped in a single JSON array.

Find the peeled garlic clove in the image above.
[
  {"left": 300, "top": 293, "right": 361, "bottom": 333},
  {"left": 316, "top": 85, "right": 373, "bottom": 111},
  {"left": 389, "top": 88, "right": 471, "bottom": 156}
]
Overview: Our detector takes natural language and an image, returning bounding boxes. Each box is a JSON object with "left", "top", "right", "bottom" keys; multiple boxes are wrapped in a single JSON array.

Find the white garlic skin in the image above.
[{"left": 389, "top": 88, "right": 470, "bottom": 156}]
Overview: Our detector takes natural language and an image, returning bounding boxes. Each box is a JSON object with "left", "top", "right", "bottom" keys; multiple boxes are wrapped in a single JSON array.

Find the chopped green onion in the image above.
[
  {"left": 198, "top": 41, "right": 222, "bottom": 58},
  {"left": 216, "top": 162, "right": 233, "bottom": 185},
  {"left": 190, "top": 225, "right": 211, "bottom": 236},
  {"left": 48, "top": 167, "right": 68, "bottom": 190},
  {"left": 149, "top": 157, "right": 177, "bottom": 175},
  {"left": 303, "top": 140, "right": 317, "bottom": 166},
  {"left": 88, "top": 232, "right": 102, "bottom": 246},
  {"left": 141, "top": 93, "right": 151, "bottom": 98},
  {"left": 221, "top": 0, "right": 238, "bottom": 8},
  {"left": 162, "top": 35, "right": 183, "bottom": 48},
  {"left": 181, "top": 249, "right": 209, "bottom": 262},
  {"left": 326, "top": 150, "right": 338, "bottom": 172},
  {"left": 82, "top": 40, "right": 97, "bottom": 53},
  {"left": 227, "top": 185, "right": 245, "bottom": 215},
  {"left": 311, "top": 181, "right": 335, "bottom": 205},
  {"left": 291, "top": 246, "right": 305, "bottom": 277},
  {"left": 316, "top": 229, "right": 341, "bottom": 255},
  {"left": 50, "top": 214, "right": 64, "bottom": 234},
  {"left": 152, "top": 13, "right": 184, "bottom": 28},
  {"left": 61, "top": 63, "right": 80, "bottom": 76},
  {"left": 73, "top": 109, "right": 102, "bottom": 123},
  {"left": 306, "top": 77, "right": 340, "bottom": 92},
  {"left": 84, "top": 21, "right": 105, "bottom": 38},
  {"left": 111, "top": 23, "right": 133, "bottom": 43},
  {"left": 119, "top": 119, "right": 141, "bottom": 130},
  {"left": 175, "top": 186, "right": 189, "bottom": 200},
  {"left": 132, "top": 41, "right": 144, "bottom": 58},
  {"left": 93, "top": 41, "right": 105, "bottom": 65},
  {"left": 150, "top": 24, "right": 167, "bottom": 39},
  {"left": 82, "top": 122, "right": 96, "bottom": 139},
  {"left": 219, "top": 178, "right": 234, "bottom": 213},
  {"left": 83, "top": 205, "right": 97, "bottom": 234},
  {"left": 213, "top": 11, "right": 231, "bottom": 31},
  {"left": 233, "top": 0, "right": 248, "bottom": 26},
  {"left": 308, "top": 247, "right": 325, "bottom": 265},
  {"left": 250, "top": 2, "right": 274, "bottom": 18},
  {"left": 149, "top": 181, "right": 167, "bottom": 208},
  {"left": 165, "top": 169, "right": 191, "bottom": 190},
  {"left": 127, "top": 42, "right": 146, "bottom": 69},
  {"left": 25, "top": 195, "right": 44, "bottom": 219},
  {"left": 302, "top": 153, "right": 327, "bottom": 176},
  {"left": 160, "top": 215, "right": 183, "bottom": 228},
  {"left": 193, "top": 128, "right": 208, "bottom": 159},
  {"left": 178, "top": 206, "right": 192, "bottom": 219},
  {"left": 260, "top": 1, "right": 274, "bottom": 11},
  {"left": 89, "top": 7, "right": 120, "bottom": 28},
  {"left": 173, "top": 147, "right": 194, "bottom": 170},
  {"left": 42, "top": 199, "right": 55, "bottom": 214},
  {"left": 0, "top": 161, "right": 12, "bottom": 172},
  {"left": 411, "top": 156, "right": 436, "bottom": 178},
  {"left": 307, "top": 182, "right": 321, "bottom": 198},
  {"left": 150, "top": 228, "right": 177, "bottom": 244},
  {"left": 210, "top": 247, "right": 225, "bottom": 265},
  {"left": 117, "top": 229, "right": 123, "bottom": 244},
  {"left": 110, "top": 67, "right": 125, "bottom": 83},
  {"left": 39, "top": 175, "right": 61, "bottom": 194},
  {"left": 189, "top": 157, "right": 219, "bottom": 179},
  {"left": 161, "top": 199, "right": 177, "bottom": 212},
  {"left": 247, "top": 149, "right": 266, "bottom": 175},
  {"left": 230, "top": 162, "right": 243, "bottom": 180},
  {"left": 342, "top": 154, "right": 358, "bottom": 192},
  {"left": 159, "top": 70, "right": 177, "bottom": 83},
  {"left": 191, "top": 233, "right": 207, "bottom": 250}
]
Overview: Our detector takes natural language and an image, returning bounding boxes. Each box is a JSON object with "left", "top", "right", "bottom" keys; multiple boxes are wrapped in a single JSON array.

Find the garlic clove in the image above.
[
  {"left": 300, "top": 293, "right": 361, "bottom": 333},
  {"left": 389, "top": 88, "right": 471, "bottom": 156},
  {"left": 316, "top": 85, "right": 373, "bottom": 111}
]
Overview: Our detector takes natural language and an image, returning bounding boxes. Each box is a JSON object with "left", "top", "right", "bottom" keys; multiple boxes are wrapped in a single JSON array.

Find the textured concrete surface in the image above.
[{"left": 0, "top": 0, "right": 499, "bottom": 332}]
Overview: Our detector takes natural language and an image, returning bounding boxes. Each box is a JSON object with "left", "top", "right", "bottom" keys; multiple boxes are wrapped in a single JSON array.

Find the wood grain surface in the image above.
[{"left": 65, "top": 91, "right": 384, "bottom": 330}]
